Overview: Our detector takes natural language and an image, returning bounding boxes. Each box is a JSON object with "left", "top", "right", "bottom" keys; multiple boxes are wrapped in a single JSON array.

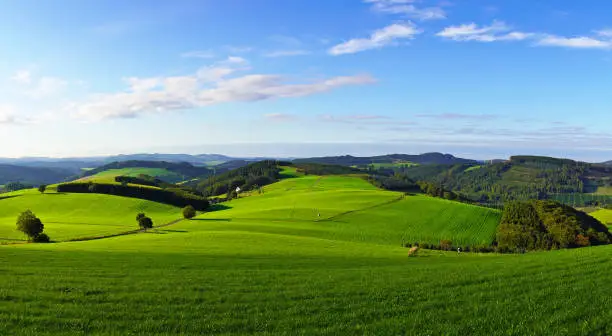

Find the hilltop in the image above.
[
  {"left": 1, "top": 162, "right": 612, "bottom": 335},
  {"left": 293, "top": 152, "right": 477, "bottom": 166}
]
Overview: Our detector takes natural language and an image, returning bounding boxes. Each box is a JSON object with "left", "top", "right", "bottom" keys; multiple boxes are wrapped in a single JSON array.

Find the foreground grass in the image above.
[
  {"left": 0, "top": 190, "right": 180, "bottom": 242},
  {"left": 1, "top": 225, "right": 611, "bottom": 335}
]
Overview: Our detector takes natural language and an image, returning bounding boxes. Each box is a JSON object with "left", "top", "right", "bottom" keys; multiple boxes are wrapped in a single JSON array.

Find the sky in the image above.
[{"left": 1, "top": 0, "right": 612, "bottom": 161}]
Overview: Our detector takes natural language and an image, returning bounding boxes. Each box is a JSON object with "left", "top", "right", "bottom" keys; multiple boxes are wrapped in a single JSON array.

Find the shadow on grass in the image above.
[
  {"left": 191, "top": 218, "right": 232, "bottom": 222},
  {"left": 155, "top": 229, "right": 189, "bottom": 233},
  {"left": 208, "top": 204, "right": 232, "bottom": 212},
  {"left": 0, "top": 195, "right": 22, "bottom": 201}
]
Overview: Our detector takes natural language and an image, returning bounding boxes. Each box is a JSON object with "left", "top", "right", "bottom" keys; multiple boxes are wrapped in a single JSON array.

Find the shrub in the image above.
[
  {"left": 38, "top": 185, "right": 47, "bottom": 194},
  {"left": 440, "top": 239, "right": 453, "bottom": 251},
  {"left": 182, "top": 205, "right": 196, "bottom": 219},
  {"left": 575, "top": 234, "right": 591, "bottom": 247},
  {"left": 138, "top": 216, "right": 153, "bottom": 231},
  {"left": 16, "top": 210, "right": 44, "bottom": 240},
  {"left": 136, "top": 213, "right": 146, "bottom": 221},
  {"left": 33, "top": 233, "right": 50, "bottom": 243}
]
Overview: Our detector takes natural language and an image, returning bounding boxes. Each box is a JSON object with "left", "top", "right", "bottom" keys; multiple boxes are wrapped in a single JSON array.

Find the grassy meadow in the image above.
[
  {"left": 1, "top": 172, "right": 611, "bottom": 335},
  {"left": 78, "top": 168, "right": 184, "bottom": 184},
  {"left": 0, "top": 189, "right": 181, "bottom": 242}
]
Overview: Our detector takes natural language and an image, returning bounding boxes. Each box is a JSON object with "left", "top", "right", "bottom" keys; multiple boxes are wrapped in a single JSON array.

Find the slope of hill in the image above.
[
  {"left": 1, "top": 171, "right": 612, "bottom": 334},
  {"left": 80, "top": 160, "right": 212, "bottom": 183},
  {"left": 0, "top": 164, "right": 74, "bottom": 186},
  {"left": 391, "top": 155, "right": 612, "bottom": 207},
  {"left": 0, "top": 189, "right": 181, "bottom": 242},
  {"left": 293, "top": 152, "right": 477, "bottom": 166},
  {"left": 199, "top": 172, "right": 500, "bottom": 246}
]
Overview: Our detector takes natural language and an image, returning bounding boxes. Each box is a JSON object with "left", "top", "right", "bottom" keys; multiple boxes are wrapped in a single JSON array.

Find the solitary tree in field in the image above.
[
  {"left": 16, "top": 210, "right": 44, "bottom": 240},
  {"left": 138, "top": 215, "right": 153, "bottom": 231},
  {"left": 182, "top": 205, "right": 196, "bottom": 219},
  {"left": 38, "top": 185, "right": 47, "bottom": 194},
  {"left": 136, "top": 213, "right": 146, "bottom": 221}
]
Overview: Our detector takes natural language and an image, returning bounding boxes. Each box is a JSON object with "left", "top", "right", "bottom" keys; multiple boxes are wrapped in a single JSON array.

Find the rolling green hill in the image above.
[
  {"left": 294, "top": 152, "right": 477, "bottom": 166},
  {"left": 198, "top": 172, "right": 501, "bottom": 247},
  {"left": 0, "top": 164, "right": 73, "bottom": 186},
  {"left": 0, "top": 189, "right": 181, "bottom": 242},
  {"left": 1, "top": 170, "right": 611, "bottom": 334},
  {"left": 80, "top": 160, "right": 212, "bottom": 183},
  {"left": 78, "top": 168, "right": 184, "bottom": 184}
]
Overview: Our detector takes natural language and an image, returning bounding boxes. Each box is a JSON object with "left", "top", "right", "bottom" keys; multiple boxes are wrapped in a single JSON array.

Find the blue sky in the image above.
[{"left": 1, "top": 0, "right": 612, "bottom": 161}]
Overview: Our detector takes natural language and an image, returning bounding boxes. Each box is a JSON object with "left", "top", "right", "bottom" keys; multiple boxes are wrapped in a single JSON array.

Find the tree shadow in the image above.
[
  {"left": 156, "top": 229, "right": 188, "bottom": 233},
  {"left": 0, "top": 195, "right": 22, "bottom": 201},
  {"left": 191, "top": 218, "right": 232, "bottom": 222},
  {"left": 207, "top": 204, "right": 232, "bottom": 212}
]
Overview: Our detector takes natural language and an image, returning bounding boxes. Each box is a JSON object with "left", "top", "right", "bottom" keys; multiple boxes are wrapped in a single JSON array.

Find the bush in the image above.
[
  {"left": 182, "top": 205, "right": 196, "bottom": 219},
  {"left": 32, "top": 233, "right": 50, "bottom": 243},
  {"left": 138, "top": 216, "right": 153, "bottom": 230},
  {"left": 38, "top": 185, "right": 47, "bottom": 194},
  {"left": 136, "top": 213, "right": 146, "bottom": 221},
  {"left": 16, "top": 210, "right": 44, "bottom": 240},
  {"left": 440, "top": 239, "right": 453, "bottom": 251},
  {"left": 57, "top": 182, "right": 209, "bottom": 210}
]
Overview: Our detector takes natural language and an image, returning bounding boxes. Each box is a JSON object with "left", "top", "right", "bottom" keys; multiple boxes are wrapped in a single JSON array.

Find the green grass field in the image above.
[
  {"left": 1, "top": 173, "right": 611, "bottom": 335},
  {"left": 591, "top": 209, "right": 612, "bottom": 227},
  {"left": 78, "top": 168, "right": 185, "bottom": 184},
  {"left": 594, "top": 186, "right": 612, "bottom": 195},
  {"left": 0, "top": 189, "right": 181, "bottom": 242}
]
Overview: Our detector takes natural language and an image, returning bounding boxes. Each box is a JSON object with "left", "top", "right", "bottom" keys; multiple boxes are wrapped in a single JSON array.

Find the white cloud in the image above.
[
  {"left": 264, "top": 50, "right": 310, "bottom": 57},
  {"left": 124, "top": 77, "right": 161, "bottom": 92},
  {"left": 436, "top": 21, "right": 533, "bottom": 42},
  {"left": 329, "top": 22, "right": 421, "bottom": 55},
  {"left": 0, "top": 105, "right": 18, "bottom": 124},
  {"left": 11, "top": 70, "right": 32, "bottom": 84},
  {"left": 365, "top": 0, "right": 446, "bottom": 21},
  {"left": 69, "top": 58, "right": 376, "bottom": 120},
  {"left": 264, "top": 113, "right": 297, "bottom": 121},
  {"left": 181, "top": 50, "right": 215, "bottom": 58},
  {"left": 536, "top": 35, "right": 612, "bottom": 49},
  {"left": 10, "top": 70, "right": 68, "bottom": 98}
]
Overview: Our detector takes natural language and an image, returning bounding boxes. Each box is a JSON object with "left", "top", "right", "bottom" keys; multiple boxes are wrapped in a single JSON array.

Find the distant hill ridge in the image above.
[{"left": 293, "top": 152, "right": 477, "bottom": 166}]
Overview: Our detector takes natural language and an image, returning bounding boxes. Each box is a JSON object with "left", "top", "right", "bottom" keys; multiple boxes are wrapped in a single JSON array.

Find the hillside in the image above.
[
  {"left": 293, "top": 152, "right": 477, "bottom": 166},
  {"left": 198, "top": 171, "right": 501, "bottom": 246},
  {"left": 80, "top": 160, "right": 212, "bottom": 183},
  {"left": 389, "top": 155, "right": 612, "bottom": 207},
  {"left": 1, "top": 171, "right": 612, "bottom": 334},
  {"left": 0, "top": 164, "right": 73, "bottom": 186},
  {"left": 0, "top": 189, "right": 181, "bottom": 242}
]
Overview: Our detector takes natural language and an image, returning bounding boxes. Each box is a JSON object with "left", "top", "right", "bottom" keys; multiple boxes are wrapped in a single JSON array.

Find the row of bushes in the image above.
[
  {"left": 57, "top": 183, "right": 209, "bottom": 210},
  {"left": 404, "top": 241, "right": 521, "bottom": 254}
]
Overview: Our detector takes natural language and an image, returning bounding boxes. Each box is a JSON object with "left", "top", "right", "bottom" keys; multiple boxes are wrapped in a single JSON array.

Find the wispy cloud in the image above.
[
  {"left": 329, "top": 22, "right": 421, "bottom": 55},
  {"left": 416, "top": 113, "right": 499, "bottom": 120},
  {"left": 0, "top": 105, "right": 18, "bottom": 124},
  {"left": 437, "top": 21, "right": 533, "bottom": 42},
  {"left": 319, "top": 114, "right": 391, "bottom": 123},
  {"left": 264, "top": 50, "right": 311, "bottom": 58},
  {"left": 536, "top": 34, "right": 612, "bottom": 49},
  {"left": 264, "top": 113, "right": 298, "bottom": 121},
  {"left": 438, "top": 21, "right": 612, "bottom": 49},
  {"left": 181, "top": 50, "right": 215, "bottom": 58},
  {"left": 67, "top": 57, "right": 376, "bottom": 120},
  {"left": 10, "top": 70, "right": 68, "bottom": 98},
  {"left": 365, "top": 0, "right": 446, "bottom": 21}
]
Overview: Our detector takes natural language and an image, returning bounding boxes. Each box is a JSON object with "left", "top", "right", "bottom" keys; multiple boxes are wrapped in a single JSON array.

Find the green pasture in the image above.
[
  {"left": 0, "top": 190, "right": 181, "bottom": 242},
  {"left": 1, "top": 172, "right": 611, "bottom": 334},
  {"left": 591, "top": 209, "right": 612, "bottom": 227},
  {"left": 1, "top": 221, "right": 611, "bottom": 335},
  {"left": 78, "top": 168, "right": 184, "bottom": 184}
]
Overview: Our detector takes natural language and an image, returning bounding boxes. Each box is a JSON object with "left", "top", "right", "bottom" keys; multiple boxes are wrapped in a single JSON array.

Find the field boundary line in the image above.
[
  {"left": 321, "top": 194, "right": 405, "bottom": 222},
  {"left": 64, "top": 217, "right": 185, "bottom": 242}
]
